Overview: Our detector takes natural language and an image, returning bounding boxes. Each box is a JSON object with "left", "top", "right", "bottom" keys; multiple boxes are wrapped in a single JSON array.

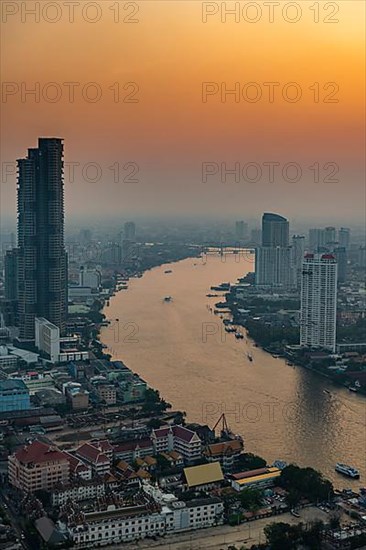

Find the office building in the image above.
[
  {"left": 324, "top": 226, "right": 336, "bottom": 246},
  {"left": 124, "top": 221, "right": 136, "bottom": 241},
  {"left": 333, "top": 247, "right": 347, "bottom": 283},
  {"left": 0, "top": 379, "right": 30, "bottom": 412},
  {"left": 338, "top": 227, "right": 351, "bottom": 249},
  {"left": 3, "top": 249, "right": 18, "bottom": 325},
  {"left": 262, "top": 213, "right": 289, "bottom": 247},
  {"left": 4, "top": 249, "right": 18, "bottom": 301},
  {"left": 35, "top": 317, "right": 60, "bottom": 363},
  {"left": 250, "top": 228, "right": 262, "bottom": 247},
  {"left": 235, "top": 221, "right": 248, "bottom": 241},
  {"left": 300, "top": 254, "right": 338, "bottom": 352},
  {"left": 255, "top": 246, "right": 292, "bottom": 288},
  {"left": 79, "top": 266, "right": 101, "bottom": 289},
  {"left": 17, "top": 138, "right": 67, "bottom": 340},
  {"left": 309, "top": 228, "right": 326, "bottom": 252},
  {"left": 291, "top": 235, "right": 306, "bottom": 288}
]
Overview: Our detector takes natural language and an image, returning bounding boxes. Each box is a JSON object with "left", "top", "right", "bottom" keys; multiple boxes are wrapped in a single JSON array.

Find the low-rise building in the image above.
[
  {"left": 183, "top": 462, "right": 224, "bottom": 491},
  {"left": 51, "top": 479, "right": 105, "bottom": 507},
  {"left": 95, "top": 382, "right": 117, "bottom": 405},
  {"left": 0, "top": 379, "right": 30, "bottom": 412},
  {"left": 64, "top": 487, "right": 224, "bottom": 547},
  {"left": 231, "top": 467, "right": 281, "bottom": 491},
  {"left": 114, "top": 439, "right": 153, "bottom": 463},
  {"left": 204, "top": 439, "right": 243, "bottom": 472}
]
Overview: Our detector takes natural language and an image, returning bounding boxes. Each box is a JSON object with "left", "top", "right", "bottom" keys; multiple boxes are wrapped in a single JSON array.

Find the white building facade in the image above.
[{"left": 300, "top": 254, "right": 338, "bottom": 352}]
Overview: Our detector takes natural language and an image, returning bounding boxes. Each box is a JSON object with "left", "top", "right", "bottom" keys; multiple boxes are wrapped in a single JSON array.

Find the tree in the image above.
[
  {"left": 279, "top": 465, "right": 334, "bottom": 503},
  {"left": 238, "top": 453, "right": 266, "bottom": 470},
  {"left": 142, "top": 388, "right": 171, "bottom": 413},
  {"left": 264, "top": 522, "right": 301, "bottom": 550},
  {"left": 238, "top": 488, "right": 263, "bottom": 511}
]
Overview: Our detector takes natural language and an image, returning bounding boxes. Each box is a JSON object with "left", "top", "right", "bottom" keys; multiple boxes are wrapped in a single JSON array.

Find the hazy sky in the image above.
[{"left": 1, "top": 1, "right": 365, "bottom": 225}]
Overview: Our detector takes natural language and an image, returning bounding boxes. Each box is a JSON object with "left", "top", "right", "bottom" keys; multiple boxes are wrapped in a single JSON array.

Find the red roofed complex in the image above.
[
  {"left": 114, "top": 438, "right": 153, "bottom": 462},
  {"left": 8, "top": 440, "right": 70, "bottom": 492},
  {"left": 152, "top": 425, "right": 202, "bottom": 464},
  {"left": 64, "top": 452, "right": 92, "bottom": 481},
  {"left": 75, "top": 442, "right": 111, "bottom": 476}
]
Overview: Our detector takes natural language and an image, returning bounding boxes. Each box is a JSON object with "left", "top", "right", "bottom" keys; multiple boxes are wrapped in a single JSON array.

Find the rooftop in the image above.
[
  {"left": 14, "top": 440, "right": 68, "bottom": 465},
  {"left": 0, "top": 379, "right": 28, "bottom": 392},
  {"left": 184, "top": 462, "right": 224, "bottom": 488}
]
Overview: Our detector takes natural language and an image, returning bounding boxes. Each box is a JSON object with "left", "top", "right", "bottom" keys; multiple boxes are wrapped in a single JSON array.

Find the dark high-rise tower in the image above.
[
  {"left": 17, "top": 138, "right": 67, "bottom": 340},
  {"left": 261, "top": 213, "right": 289, "bottom": 247}
]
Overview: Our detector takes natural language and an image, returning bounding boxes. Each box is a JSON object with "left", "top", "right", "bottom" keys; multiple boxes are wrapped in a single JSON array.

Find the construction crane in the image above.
[{"left": 212, "top": 413, "right": 242, "bottom": 442}]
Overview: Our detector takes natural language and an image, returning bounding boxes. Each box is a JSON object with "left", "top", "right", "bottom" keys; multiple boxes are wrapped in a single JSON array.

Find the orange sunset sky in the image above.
[{"left": 1, "top": 0, "right": 365, "bottom": 225}]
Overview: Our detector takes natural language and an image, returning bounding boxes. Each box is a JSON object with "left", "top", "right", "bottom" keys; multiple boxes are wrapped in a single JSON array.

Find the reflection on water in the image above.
[{"left": 101, "top": 253, "right": 365, "bottom": 488}]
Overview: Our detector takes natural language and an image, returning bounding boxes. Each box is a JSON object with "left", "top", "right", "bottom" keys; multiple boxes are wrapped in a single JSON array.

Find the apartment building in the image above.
[{"left": 8, "top": 440, "right": 70, "bottom": 492}]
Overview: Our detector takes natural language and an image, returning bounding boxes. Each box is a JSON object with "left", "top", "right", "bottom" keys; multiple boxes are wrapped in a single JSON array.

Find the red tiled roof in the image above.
[
  {"left": 114, "top": 439, "right": 152, "bottom": 452},
  {"left": 14, "top": 440, "right": 68, "bottom": 465},
  {"left": 232, "top": 468, "right": 269, "bottom": 480},
  {"left": 153, "top": 425, "right": 199, "bottom": 443},
  {"left": 76, "top": 443, "right": 109, "bottom": 464},
  {"left": 173, "top": 425, "right": 198, "bottom": 443},
  {"left": 205, "top": 440, "right": 243, "bottom": 457},
  {"left": 64, "top": 452, "right": 84, "bottom": 471},
  {"left": 93, "top": 440, "right": 114, "bottom": 452},
  {"left": 152, "top": 427, "right": 170, "bottom": 439}
]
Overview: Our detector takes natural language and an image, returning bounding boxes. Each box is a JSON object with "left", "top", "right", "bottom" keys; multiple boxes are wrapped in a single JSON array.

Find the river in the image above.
[{"left": 100, "top": 252, "right": 365, "bottom": 489}]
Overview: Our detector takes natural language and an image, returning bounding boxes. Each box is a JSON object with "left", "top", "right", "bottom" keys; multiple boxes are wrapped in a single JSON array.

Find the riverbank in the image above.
[{"left": 222, "top": 284, "right": 366, "bottom": 398}]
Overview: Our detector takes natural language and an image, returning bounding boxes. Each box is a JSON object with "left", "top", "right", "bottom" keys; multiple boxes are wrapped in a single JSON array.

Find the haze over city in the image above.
[
  {"left": 1, "top": 1, "right": 365, "bottom": 224},
  {"left": 0, "top": 2, "right": 365, "bottom": 549}
]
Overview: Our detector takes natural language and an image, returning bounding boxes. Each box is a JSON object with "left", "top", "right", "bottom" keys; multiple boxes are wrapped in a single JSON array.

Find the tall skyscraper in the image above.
[
  {"left": 250, "top": 228, "right": 262, "bottom": 247},
  {"left": 255, "top": 246, "right": 292, "bottom": 288},
  {"left": 324, "top": 226, "right": 336, "bottom": 246},
  {"left": 4, "top": 249, "right": 18, "bottom": 301},
  {"left": 309, "top": 228, "right": 326, "bottom": 252},
  {"left": 262, "top": 213, "right": 289, "bottom": 247},
  {"left": 255, "top": 213, "right": 291, "bottom": 288},
  {"left": 2, "top": 249, "right": 18, "bottom": 326},
  {"left": 338, "top": 227, "right": 351, "bottom": 249},
  {"left": 17, "top": 138, "right": 67, "bottom": 340},
  {"left": 300, "top": 254, "right": 337, "bottom": 352},
  {"left": 235, "top": 221, "right": 248, "bottom": 241},
  {"left": 333, "top": 247, "right": 347, "bottom": 283},
  {"left": 291, "top": 235, "right": 306, "bottom": 288},
  {"left": 124, "top": 222, "right": 136, "bottom": 241}
]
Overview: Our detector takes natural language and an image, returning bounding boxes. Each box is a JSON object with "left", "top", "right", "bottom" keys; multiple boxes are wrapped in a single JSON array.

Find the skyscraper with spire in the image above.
[{"left": 17, "top": 138, "right": 67, "bottom": 340}]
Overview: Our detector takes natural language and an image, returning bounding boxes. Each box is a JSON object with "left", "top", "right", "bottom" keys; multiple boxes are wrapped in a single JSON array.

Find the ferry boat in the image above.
[{"left": 335, "top": 463, "right": 360, "bottom": 479}]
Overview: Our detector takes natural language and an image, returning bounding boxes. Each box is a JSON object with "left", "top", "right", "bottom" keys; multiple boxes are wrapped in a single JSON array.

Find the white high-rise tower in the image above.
[{"left": 300, "top": 254, "right": 338, "bottom": 352}]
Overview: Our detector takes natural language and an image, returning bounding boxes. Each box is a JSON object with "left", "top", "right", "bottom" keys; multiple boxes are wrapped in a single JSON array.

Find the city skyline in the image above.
[{"left": 0, "top": 3, "right": 365, "bottom": 547}]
